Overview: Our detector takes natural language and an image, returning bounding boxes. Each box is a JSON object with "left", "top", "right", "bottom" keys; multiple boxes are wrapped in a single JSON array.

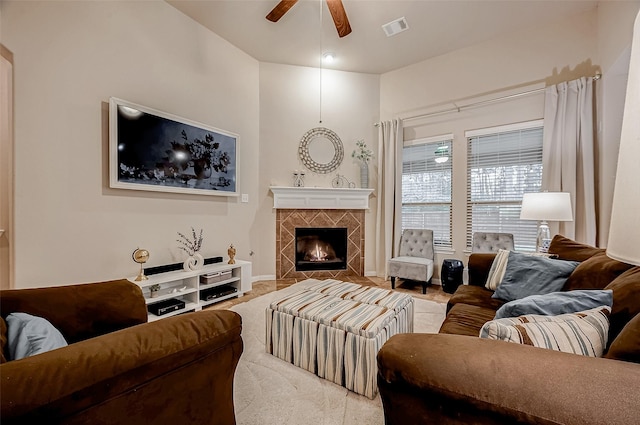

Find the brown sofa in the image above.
[
  {"left": 0, "top": 279, "right": 243, "bottom": 425},
  {"left": 377, "top": 235, "right": 640, "bottom": 425}
]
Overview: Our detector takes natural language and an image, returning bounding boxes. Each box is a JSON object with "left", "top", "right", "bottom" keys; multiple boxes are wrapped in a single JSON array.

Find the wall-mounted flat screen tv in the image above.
[{"left": 109, "top": 97, "right": 238, "bottom": 197}]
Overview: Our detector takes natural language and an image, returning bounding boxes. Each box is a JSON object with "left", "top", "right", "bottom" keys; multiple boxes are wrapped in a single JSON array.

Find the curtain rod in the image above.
[{"left": 374, "top": 73, "right": 601, "bottom": 127}]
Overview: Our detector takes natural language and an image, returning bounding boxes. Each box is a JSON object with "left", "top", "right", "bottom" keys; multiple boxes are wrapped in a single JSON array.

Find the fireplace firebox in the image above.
[{"left": 295, "top": 227, "right": 347, "bottom": 272}]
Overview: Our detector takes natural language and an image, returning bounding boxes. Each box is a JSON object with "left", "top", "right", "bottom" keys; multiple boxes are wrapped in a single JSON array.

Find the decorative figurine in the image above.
[
  {"left": 332, "top": 173, "right": 356, "bottom": 188},
  {"left": 293, "top": 170, "right": 305, "bottom": 187},
  {"left": 132, "top": 248, "right": 150, "bottom": 281},
  {"left": 228, "top": 244, "right": 236, "bottom": 264}
]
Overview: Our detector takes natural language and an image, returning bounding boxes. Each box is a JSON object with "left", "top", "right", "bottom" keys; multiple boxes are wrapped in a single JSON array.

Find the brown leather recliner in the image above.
[{"left": 0, "top": 279, "right": 243, "bottom": 425}]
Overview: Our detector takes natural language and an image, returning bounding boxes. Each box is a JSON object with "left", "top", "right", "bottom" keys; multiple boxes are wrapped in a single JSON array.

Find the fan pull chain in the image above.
[{"left": 319, "top": 0, "right": 323, "bottom": 124}]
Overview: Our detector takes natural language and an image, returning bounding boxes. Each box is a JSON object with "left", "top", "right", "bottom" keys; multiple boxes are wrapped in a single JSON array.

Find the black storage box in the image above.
[
  {"left": 148, "top": 298, "right": 186, "bottom": 316},
  {"left": 441, "top": 259, "right": 464, "bottom": 294},
  {"left": 200, "top": 285, "right": 238, "bottom": 301}
]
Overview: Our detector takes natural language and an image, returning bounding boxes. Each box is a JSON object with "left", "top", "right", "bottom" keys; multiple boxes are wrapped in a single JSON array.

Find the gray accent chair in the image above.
[
  {"left": 388, "top": 229, "right": 434, "bottom": 294},
  {"left": 471, "top": 232, "right": 515, "bottom": 253}
]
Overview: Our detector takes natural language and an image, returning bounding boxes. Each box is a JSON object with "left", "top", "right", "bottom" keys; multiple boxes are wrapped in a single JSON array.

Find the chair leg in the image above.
[
  {"left": 422, "top": 278, "right": 432, "bottom": 294},
  {"left": 391, "top": 276, "right": 396, "bottom": 289}
]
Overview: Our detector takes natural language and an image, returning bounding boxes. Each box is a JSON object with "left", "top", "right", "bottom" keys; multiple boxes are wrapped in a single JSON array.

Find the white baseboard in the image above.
[
  {"left": 252, "top": 274, "right": 276, "bottom": 282},
  {"left": 364, "top": 270, "right": 442, "bottom": 286},
  {"left": 251, "top": 274, "right": 445, "bottom": 286}
]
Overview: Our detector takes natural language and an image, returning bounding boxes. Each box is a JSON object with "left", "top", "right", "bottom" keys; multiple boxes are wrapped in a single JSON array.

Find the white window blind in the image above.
[
  {"left": 466, "top": 121, "right": 543, "bottom": 251},
  {"left": 402, "top": 136, "right": 452, "bottom": 248}
]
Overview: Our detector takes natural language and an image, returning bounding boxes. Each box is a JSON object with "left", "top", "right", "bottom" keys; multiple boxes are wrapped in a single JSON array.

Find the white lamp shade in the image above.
[
  {"left": 520, "top": 192, "right": 573, "bottom": 221},
  {"left": 607, "top": 10, "right": 640, "bottom": 266}
]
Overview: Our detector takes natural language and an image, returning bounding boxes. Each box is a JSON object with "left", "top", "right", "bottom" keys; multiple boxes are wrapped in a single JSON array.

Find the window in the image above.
[
  {"left": 466, "top": 121, "right": 543, "bottom": 251},
  {"left": 402, "top": 135, "right": 453, "bottom": 248}
]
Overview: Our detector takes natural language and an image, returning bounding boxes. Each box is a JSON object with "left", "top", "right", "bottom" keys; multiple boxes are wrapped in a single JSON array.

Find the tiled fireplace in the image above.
[
  {"left": 276, "top": 209, "right": 364, "bottom": 279},
  {"left": 295, "top": 227, "right": 348, "bottom": 272},
  {"left": 271, "top": 187, "right": 374, "bottom": 280}
]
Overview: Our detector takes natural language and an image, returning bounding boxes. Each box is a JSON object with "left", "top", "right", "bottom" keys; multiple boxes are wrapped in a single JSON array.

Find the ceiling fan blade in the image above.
[
  {"left": 266, "top": 0, "right": 299, "bottom": 22},
  {"left": 326, "top": 0, "right": 352, "bottom": 38}
]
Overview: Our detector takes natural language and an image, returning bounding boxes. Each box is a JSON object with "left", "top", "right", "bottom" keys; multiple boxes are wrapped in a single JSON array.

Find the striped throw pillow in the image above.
[
  {"left": 479, "top": 306, "right": 611, "bottom": 357},
  {"left": 485, "top": 249, "right": 510, "bottom": 290}
]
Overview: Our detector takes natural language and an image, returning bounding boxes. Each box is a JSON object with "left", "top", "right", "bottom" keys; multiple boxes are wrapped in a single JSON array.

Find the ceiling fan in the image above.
[{"left": 266, "top": 0, "right": 352, "bottom": 38}]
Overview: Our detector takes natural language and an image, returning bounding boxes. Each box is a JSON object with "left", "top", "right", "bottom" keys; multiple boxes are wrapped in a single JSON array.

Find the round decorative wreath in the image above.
[{"left": 298, "top": 127, "right": 344, "bottom": 174}]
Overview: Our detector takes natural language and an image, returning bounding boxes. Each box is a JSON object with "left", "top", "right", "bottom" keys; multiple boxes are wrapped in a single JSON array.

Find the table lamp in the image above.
[
  {"left": 607, "top": 10, "right": 640, "bottom": 267},
  {"left": 520, "top": 192, "right": 573, "bottom": 252}
]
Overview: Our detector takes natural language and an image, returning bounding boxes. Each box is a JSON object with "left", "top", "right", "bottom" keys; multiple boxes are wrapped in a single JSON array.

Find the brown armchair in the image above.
[{"left": 0, "top": 279, "right": 243, "bottom": 425}]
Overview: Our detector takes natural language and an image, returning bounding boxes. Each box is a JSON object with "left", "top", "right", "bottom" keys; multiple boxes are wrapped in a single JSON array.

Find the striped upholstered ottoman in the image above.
[{"left": 266, "top": 279, "right": 414, "bottom": 399}]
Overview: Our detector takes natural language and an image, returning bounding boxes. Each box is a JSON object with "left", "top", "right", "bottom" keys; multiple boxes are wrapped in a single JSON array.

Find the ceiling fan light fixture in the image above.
[
  {"left": 323, "top": 52, "right": 336, "bottom": 63},
  {"left": 382, "top": 17, "right": 409, "bottom": 37}
]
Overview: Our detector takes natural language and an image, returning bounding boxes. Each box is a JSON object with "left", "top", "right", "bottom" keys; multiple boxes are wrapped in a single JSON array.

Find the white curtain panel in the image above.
[
  {"left": 376, "top": 119, "right": 403, "bottom": 278},
  {"left": 542, "top": 77, "right": 596, "bottom": 245}
]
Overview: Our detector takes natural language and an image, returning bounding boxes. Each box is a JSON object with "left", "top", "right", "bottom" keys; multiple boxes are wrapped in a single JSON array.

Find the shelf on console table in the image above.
[
  {"left": 129, "top": 260, "right": 252, "bottom": 321},
  {"left": 270, "top": 186, "right": 374, "bottom": 210}
]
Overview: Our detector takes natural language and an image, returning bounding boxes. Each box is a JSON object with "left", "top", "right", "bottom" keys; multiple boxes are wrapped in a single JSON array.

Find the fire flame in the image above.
[{"left": 309, "top": 243, "right": 328, "bottom": 262}]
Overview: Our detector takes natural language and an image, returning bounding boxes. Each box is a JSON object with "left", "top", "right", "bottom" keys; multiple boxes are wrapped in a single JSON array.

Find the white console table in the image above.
[{"left": 130, "top": 260, "right": 252, "bottom": 321}]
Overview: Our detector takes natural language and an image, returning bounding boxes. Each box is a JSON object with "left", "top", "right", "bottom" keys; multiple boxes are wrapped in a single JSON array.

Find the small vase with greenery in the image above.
[
  {"left": 351, "top": 140, "right": 373, "bottom": 188},
  {"left": 149, "top": 284, "right": 161, "bottom": 298}
]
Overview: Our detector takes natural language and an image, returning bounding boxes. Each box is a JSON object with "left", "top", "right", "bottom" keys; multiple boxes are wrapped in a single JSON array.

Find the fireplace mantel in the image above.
[{"left": 270, "top": 186, "right": 374, "bottom": 210}]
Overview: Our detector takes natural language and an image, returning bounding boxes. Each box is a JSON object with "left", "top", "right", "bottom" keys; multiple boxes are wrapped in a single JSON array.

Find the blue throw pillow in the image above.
[
  {"left": 6, "top": 312, "right": 68, "bottom": 361},
  {"left": 492, "top": 251, "right": 579, "bottom": 302},
  {"left": 494, "top": 289, "right": 613, "bottom": 319}
]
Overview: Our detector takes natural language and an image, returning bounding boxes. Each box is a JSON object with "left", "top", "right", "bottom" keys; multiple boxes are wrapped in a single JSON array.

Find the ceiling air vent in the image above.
[{"left": 382, "top": 17, "right": 409, "bottom": 37}]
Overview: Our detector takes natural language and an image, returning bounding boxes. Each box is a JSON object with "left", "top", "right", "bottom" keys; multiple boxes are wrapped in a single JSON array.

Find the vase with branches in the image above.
[
  {"left": 177, "top": 227, "right": 204, "bottom": 271},
  {"left": 351, "top": 140, "right": 373, "bottom": 188}
]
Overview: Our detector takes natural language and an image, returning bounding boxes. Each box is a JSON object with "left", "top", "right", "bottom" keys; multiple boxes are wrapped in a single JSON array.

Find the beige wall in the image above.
[
  {"left": 380, "top": 9, "right": 599, "bottom": 122},
  {"left": 379, "top": 5, "right": 638, "bottom": 272},
  {"left": 2, "top": 0, "right": 638, "bottom": 287},
  {"left": 2, "top": 1, "right": 260, "bottom": 287},
  {"left": 256, "top": 63, "right": 380, "bottom": 277},
  {"left": 595, "top": 0, "right": 640, "bottom": 246}
]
